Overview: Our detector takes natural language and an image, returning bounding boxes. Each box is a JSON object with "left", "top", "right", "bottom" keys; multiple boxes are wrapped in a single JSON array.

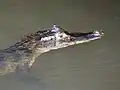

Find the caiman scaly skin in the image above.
[{"left": 0, "top": 25, "right": 104, "bottom": 75}]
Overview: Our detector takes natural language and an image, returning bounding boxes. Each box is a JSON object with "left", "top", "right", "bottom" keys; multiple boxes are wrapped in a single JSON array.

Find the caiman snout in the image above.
[
  {"left": 92, "top": 30, "right": 104, "bottom": 37},
  {"left": 64, "top": 30, "right": 104, "bottom": 39}
]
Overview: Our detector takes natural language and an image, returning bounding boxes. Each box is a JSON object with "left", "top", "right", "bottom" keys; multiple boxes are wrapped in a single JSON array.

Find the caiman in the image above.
[{"left": 0, "top": 25, "right": 104, "bottom": 76}]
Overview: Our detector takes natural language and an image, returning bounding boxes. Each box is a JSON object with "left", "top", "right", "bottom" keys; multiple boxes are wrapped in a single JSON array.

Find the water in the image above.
[{"left": 0, "top": 0, "right": 120, "bottom": 90}]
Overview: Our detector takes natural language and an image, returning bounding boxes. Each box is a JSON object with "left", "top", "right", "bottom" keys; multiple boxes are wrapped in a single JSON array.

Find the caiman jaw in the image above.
[{"left": 63, "top": 29, "right": 104, "bottom": 44}]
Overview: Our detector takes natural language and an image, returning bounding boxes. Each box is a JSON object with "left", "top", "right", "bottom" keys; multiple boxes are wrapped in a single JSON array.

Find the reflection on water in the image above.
[{"left": 0, "top": 0, "right": 120, "bottom": 90}]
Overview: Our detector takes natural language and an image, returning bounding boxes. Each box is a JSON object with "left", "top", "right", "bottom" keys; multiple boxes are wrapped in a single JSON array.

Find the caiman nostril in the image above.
[{"left": 100, "top": 30, "right": 104, "bottom": 36}]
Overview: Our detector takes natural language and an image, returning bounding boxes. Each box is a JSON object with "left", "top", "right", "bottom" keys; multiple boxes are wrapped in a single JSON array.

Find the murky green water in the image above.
[{"left": 0, "top": 0, "right": 120, "bottom": 90}]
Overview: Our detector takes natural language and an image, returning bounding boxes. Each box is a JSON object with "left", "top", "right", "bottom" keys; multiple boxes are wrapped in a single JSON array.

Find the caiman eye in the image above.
[{"left": 60, "top": 35, "right": 63, "bottom": 38}]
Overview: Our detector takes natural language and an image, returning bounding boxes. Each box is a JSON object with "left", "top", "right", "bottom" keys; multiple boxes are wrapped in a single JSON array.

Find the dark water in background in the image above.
[{"left": 0, "top": 0, "right": 120, "bottom": 90}]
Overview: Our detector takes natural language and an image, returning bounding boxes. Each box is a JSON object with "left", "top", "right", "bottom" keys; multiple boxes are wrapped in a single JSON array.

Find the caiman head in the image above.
[
  {"left": 6, "top": 24, "right": 104, "bottom": 54},
  {"left": 34, "top": 25, "right": 104, "bottom": 52}
]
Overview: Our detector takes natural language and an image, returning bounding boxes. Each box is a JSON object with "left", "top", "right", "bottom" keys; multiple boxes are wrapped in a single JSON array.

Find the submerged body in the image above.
[{"left": 0, "top": 25, "right": 104, "bottom": 75}]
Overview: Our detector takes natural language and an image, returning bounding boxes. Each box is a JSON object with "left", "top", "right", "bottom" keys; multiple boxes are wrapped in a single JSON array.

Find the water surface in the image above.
[{"left": 0, "top": 0, "right": 120, "bottom": 90}]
